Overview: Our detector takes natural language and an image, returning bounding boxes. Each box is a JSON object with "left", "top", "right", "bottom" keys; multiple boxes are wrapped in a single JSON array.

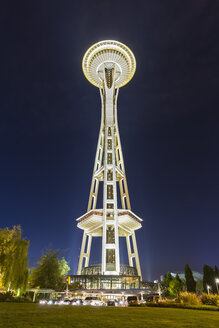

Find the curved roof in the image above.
[{"left": 82, "top": 40, "right": 136, "bottom": 88}]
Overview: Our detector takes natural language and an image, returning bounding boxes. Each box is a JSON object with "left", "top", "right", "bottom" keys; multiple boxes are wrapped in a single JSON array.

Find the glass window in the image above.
[
  {"left": 107, "top": 170, "right": 113, "bottom": 181},
  {"left": 106, "top": 249, "right": 115, "bottom": 263},
  {"left": 106, "top": 212, "right": 114, "bottom": 220},
  {"left": 108, "top": 139, "right": 112, "bottom": 150},
  {"left": 106, "top": 226, "right": 115, "bottom": 244},
  {"left": 107, "top": 185, "right": 113, "bottom": 199},
  {"left": 107, "top": 153, "right": 112, "bottom": 164}
]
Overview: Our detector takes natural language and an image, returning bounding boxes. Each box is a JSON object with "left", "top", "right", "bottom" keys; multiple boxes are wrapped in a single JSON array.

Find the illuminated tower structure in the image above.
[{"left": 76, "top": 41, "right": 143, "bottom": 289}]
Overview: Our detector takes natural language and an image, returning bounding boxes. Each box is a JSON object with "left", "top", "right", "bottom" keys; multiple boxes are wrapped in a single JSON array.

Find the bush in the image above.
[
  {"left": 145, "top": 302, "right": 219, "bottom": 311},
  {"left": 201, "top": 293, "right": 219, "bottom": 306},
  {"left": 128, "top": 301, "right": 139, "bottom": 306},
  {"left": 165, "top": 298, "right": 180, "bottom": 304},
  {"left": 179, "top": 292, "right": 200, "bottom": 305},
  {"left": 0, "top": 292, "right": 32, "bottom": 303},
  {"left": 0, "top": 292, "right": 14, "bottom": 302}
]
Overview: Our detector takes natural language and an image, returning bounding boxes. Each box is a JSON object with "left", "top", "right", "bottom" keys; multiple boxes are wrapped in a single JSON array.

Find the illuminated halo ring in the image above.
[{"left": 82, "top": 40, "right": 136, "bottom": 88}]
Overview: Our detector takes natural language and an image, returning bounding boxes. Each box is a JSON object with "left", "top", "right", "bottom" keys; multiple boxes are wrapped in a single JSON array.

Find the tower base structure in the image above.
[
  {"left": 68, "top": 274, "right": 140, "bottom": 290},
  {"left": 66, "top": 269, "right": 155, "bottom": 303},
  {"left": 68, "top": 264, "right": 140, "bottom": 290}
]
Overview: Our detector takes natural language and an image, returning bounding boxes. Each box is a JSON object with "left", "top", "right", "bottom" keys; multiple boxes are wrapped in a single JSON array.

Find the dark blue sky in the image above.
[{"left": 0, "top": 0, "right": 219, "bottom": 281}]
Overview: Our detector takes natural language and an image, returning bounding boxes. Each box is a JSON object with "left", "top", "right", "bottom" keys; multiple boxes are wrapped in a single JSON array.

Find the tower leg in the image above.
[
  {"left": 131, "top": 232, "right": 142, "bottom": 280},
  {"left": 126, "top": 235, "right": 133, "bottom": 267},
  {"left": 85, "top": 234, "right": 92, "bottom": 267},
  {"left": 77, "top": 232, "right": 87, "bottom": 275}
]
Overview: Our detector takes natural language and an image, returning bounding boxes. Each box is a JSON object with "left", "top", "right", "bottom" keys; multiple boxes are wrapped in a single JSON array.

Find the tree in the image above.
[
  {"left": 196, "top": 279, "right": 203, "bottom": 294},
  {"left": 0, "top": 226, "right": 29, "bottom": 294},
  {"left": 59, "top": 257, "right": 70, "bottom": 276},
  {"left": 165, "top": 272, "right": 173, "bottom": 286},
  {"left": 68, "top": 281, "right": 82, "bottom": 291},
  {"left": 203, "top": 265, "right": 216, "bottom": 293},
  {"left": 215, "top": 266, "right": 219, "bottom": 294},
  {"left": 214, "top": 266, "right": 219, "bottom": 279},
  {"left": 168, "top": 274, "right": 183, "bottom": 297},
  {"left": 161, "top": 272, "right": 173, "bottom": 297},
  {"left": 184, "top": 264, "right": 196, "bottom": 292},
  {"left": 30, "top": 250, "right": 69, "bottom": 291}
]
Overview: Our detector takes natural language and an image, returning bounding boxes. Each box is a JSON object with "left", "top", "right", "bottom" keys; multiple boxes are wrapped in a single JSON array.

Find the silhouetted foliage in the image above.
[
  {"left": 161, "top": 272, "right": 173, "bottom": 297},
  {"left": 184, "top": 264, "right": 196, "bottom": 292},
  {"left": 0, "top": 226, "right": 29, "bottom": 294},
  {"left": 168, "top": 274, "right": 183, "bottom": 297},
  {"left": 203, "top": 265, "right": 217, "bottom": 294},
  {"left": 196, "top": 279, "right": 203, "bottom": 294},
  {"left": 68, "top": 281, "right": 82, "bottom": 290},
  {"left": 30, "top": 250, "right": 69, "bottom": 291},
  {"left": 214, "top": 265, "right": 219, "bottom": 279}
]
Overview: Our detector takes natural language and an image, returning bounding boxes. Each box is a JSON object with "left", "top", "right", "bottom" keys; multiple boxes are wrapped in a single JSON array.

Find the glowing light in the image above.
[{"left": 82, "top": 40, "right": 136, "bottom": 88}]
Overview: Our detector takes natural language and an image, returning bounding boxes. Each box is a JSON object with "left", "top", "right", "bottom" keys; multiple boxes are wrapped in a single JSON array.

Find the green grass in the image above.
[{"left": 0, "top": 303, "right": 219, "bottom": 328}]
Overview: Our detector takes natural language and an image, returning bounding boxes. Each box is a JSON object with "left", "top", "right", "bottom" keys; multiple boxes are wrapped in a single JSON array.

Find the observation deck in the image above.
[{"left": 82, "top": 40, "right": 136, "bottom": 88}]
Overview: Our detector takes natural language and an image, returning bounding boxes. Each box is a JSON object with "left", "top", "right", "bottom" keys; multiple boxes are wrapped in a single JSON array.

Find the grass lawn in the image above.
[{"left": 0, "top": 303, "right": 219, "bottom": 328}]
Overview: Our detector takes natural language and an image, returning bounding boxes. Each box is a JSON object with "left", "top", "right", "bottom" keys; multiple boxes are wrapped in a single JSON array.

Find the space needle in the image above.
[{"left": 75, "top": 40, "right": 143, "bottom": 289}]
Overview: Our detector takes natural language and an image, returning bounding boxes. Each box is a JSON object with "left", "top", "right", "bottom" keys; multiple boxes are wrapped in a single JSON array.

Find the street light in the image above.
[
  {"left": 216, "top": 279, "right": 219, "bottom": 294},
  {"left": 207, "top": 285, "right": 210, "bottom": 295}
]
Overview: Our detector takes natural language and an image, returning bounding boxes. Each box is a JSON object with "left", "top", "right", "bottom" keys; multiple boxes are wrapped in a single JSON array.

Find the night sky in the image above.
[{"left": 1, "top": 0, "right": 219, "bottom": 281}]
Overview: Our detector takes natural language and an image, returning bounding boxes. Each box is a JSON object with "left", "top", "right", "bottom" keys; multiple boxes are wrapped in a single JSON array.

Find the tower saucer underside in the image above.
[
  {"left": 82, "top": 40, "right": 136, "bottom": 88},
  {"left": 77, "top": 209, "right": 142, "bottom": 237}
]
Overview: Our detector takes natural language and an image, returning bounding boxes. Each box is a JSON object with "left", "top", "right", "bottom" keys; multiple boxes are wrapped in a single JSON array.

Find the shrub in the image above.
[
  {"left": 179, "top": 292, "right": 200, "bottom": 305},
  {"left": 201, "top": 293, "right": 219, "bottom": 306},
  {"left": 128, "top": 301, "right": 139, "bottom": 306},
  {"left": 0, "top": 292, "right": 14, "bottom": 302},
  {"left": 0, "top": 292, "right": 32, "bottom": 303},
  {"left": 165, "top": 298, "right": 180, "bottom": 304},
  {"left": 145, "top": 302, "right": 219, "bottom": 311}
]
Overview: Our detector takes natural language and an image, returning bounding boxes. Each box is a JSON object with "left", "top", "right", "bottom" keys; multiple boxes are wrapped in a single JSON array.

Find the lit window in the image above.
[
  {"left": 108, "top": 139, "right": 112, "bottom": 150},
  {"left": 107, "top": 153, "right": 112, "bottom": 164},
  {"left": 107, "top": 170, "right": 113, "bottom": 181},
  {"left": 107, "top": 185, "right": 113, "bottom": 199},
  {"left": 106, "top": 212, "right": 114, "bottom": 220},
  {"left": 106, "top": 226, "right": 115, "bottom": 244},
  {"left": 106, "top": 249, "right": 115, "bottom": 264}
]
